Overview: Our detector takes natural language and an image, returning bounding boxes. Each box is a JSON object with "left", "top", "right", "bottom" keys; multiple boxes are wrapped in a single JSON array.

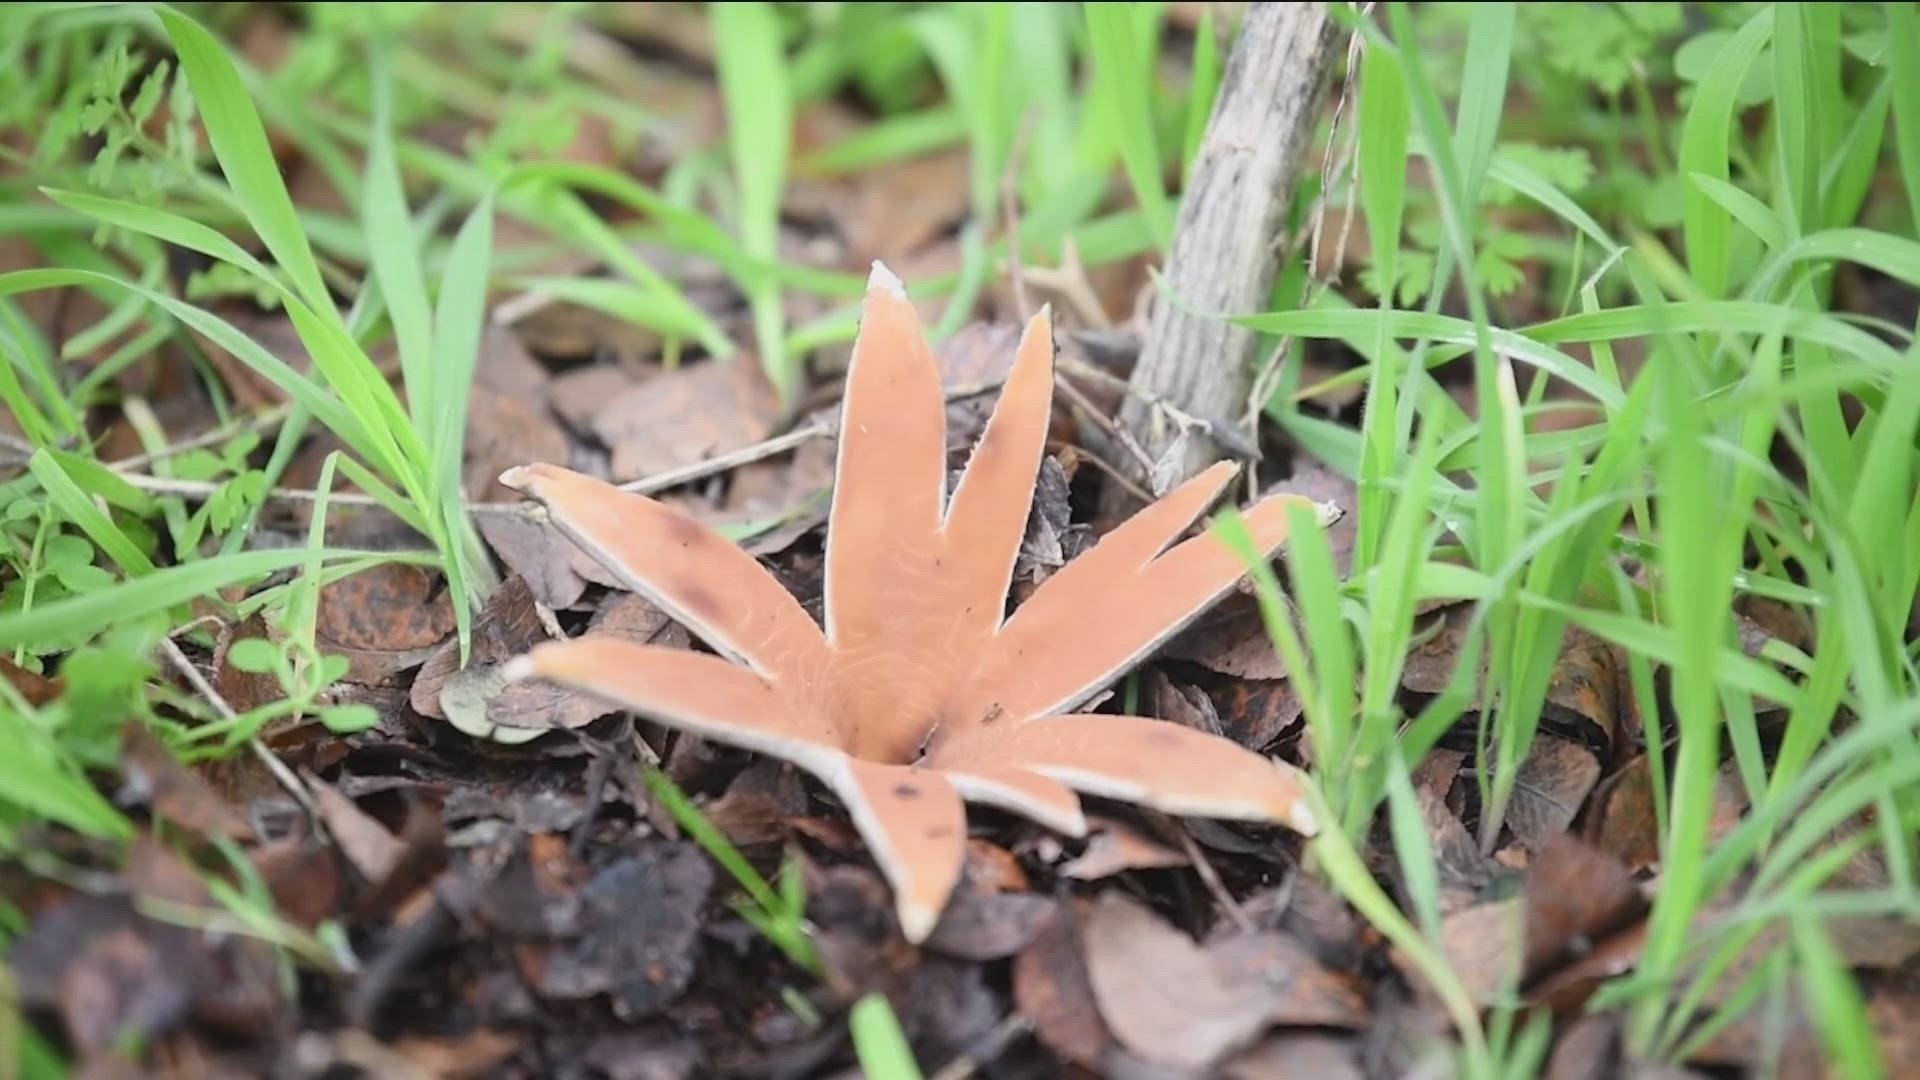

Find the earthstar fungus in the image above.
[{"left": 500, "top": 263, "right": 1337, "bottom": 942}]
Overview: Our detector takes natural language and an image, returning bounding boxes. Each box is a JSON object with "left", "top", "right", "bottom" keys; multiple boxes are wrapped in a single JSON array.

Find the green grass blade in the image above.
[
  {"left": 154, "top": 5, "right": 334, "bottom": 317},
  {"left": 1355, "top": 32, "right": 1410, "bottom": 572},
  {"left": 849, "top": 994, "right": 923, "bottom": 1080},
  {"left": 1677, "top": 5, "right": 1774, "bottom": 298},
  {"left": 360, "top": 47, "right": 436, "bottom": 435},
  {"left": 1453, "top": 3, "right": 1515, "bottom": 209},
  {"left": 0, "top": 546, "right": 367, "bottom": 648},
  {"left": 1689, "top": 174, "right": 1787, "bottom": 250},
  {"left": 27, "top": 449, "right": 154, "bottom": 578},
  {"left": 1889, "top": 3, "right": 1920, "bottom": 233},
  {"left": 711, "top": 0, "right": 795, "bottom": 400},
  {"left": 1085, "top": 2, "right": 1173, "bottom": 249}
]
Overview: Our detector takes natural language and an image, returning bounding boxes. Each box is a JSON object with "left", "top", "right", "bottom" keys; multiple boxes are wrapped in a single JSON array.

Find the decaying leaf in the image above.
[
  {"left": 1081, "top": 892, "right": 1364, "bottom": 1072},
  {"left": 500, "top": 265, "right": 1336, "bottom": 940},
  {"left": 479, "top": 511, "right": 593, "bottom": 611},
  {"left": 314, "top": 563, "right": 459, "bottom": 686},
  {"left": 117, "top": 725, "right": 256, "bottom": 843},
  {"left": 1505, "top": 735, "right": 1603, "bottom": 853},
  {"left": 1014, "top": 902, "right": 1112, "bottom": 1069},
  {"left": 1400, "top": 605, "right": 1627, "bottom": 752},
  {"left": 591, "top": 356, "right": 780, "bottom": 484}
]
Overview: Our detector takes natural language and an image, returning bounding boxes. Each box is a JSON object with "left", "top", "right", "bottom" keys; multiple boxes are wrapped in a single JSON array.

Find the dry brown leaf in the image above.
[
  {"left": 1505, "top": 735, "right": 1603, "bottom": 852},
  {"left": 306, "top": 775, "right": 405, "bottom": 884},
  {"left": 1211, "top": 679, "right": 1307, "bottom": 753},
  {"left": 478, "top": 512, "right": 592, "bottom": 611},
  {"left": 117, "top": 725, "right": 256, "bottom": 843},
  {"left": 463, "top": 387, "right": 569, "bottom": 505},
  {"left": 1544, "top": 1015, "right": 1623, "bottom": 1080},
  {"left": 314, "top": 563, "right": 457, "bottom": 685},
  {"left": 1521, "top": 832, "right": 1648, "bottom": 987},
  {"left": 1225, "top": 1034, "right": 1366, "bottom": 1080},
  {"left": 1084, "top": 893, "right": 1341, "bottom": 1071},
  {"left": 1, "top": 654, "right": 64, "bottom": 706},
  {"left": 1401, "top": 606, "right": 1627, "bottom": 751},
  {"left": 550, "top": 364, "right": 649, "bottom": 434},
  {"left": 591, "top": 357, "right": 780, "bottom": 483},
  {"left": 1013, "top": 902, "right": 1113, "bottom": 1069},
  {"left": 924, "top": 891, "right": 1055, "bottom": 962},
  {"left": 833, "top": 146, "right": 974, "bottom": 264},
  {"left": 1165, "top": 594, "right": 1294, "bottom": 681}
]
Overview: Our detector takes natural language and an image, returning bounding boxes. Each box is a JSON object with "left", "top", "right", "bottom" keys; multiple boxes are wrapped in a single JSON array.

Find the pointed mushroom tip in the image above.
[
  {"left": 497, "top": 464, "right": 533, "bottom": 491},
  {"left": 1315, "top": 498, "right": 1347, "bottom": 527},
  {"left": 1287, "top": 795, "right": 1321, "bottom": 837},
  {"left": 867, "top": 260, "right": 907, "bottom": 299},
  {"left": 896, "top": 900, "right": 939, "bottom": 944},
  {"left": 500, "top": 654, "right": 538, "bottom": 683}
]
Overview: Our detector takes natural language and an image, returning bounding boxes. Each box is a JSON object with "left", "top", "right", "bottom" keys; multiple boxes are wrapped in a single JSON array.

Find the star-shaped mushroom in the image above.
[{"left": 500, "top": 264, "right": 1336, "bottom": 942}]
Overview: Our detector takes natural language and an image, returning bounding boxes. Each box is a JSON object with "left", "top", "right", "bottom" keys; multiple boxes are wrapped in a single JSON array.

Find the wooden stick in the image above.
[{"left": 1106, "top": 2, "right": 1341, "bottom": 504}]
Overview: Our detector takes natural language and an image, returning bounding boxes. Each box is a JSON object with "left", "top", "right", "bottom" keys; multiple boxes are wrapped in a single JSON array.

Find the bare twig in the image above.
[
  {"left": 1178, "top": 826, "right": 1255, "bottom": 934},
  {"left": 108, "top": 403, "right": 294, "bottom": 475},
  {"left": 929, "top": 1013, "right": 1035, "bottom": 1080},
  {"left": 159, "top": 637, "right": 318, "bottom": 821},
  {"left": 1019, "top": 238, "right": 1111, "bottom": 329},
  {"left": 1241, "top": 0, "right": 1374, "bottom": 479},
  {"left": 1105, "top": 2, "right": 1341, "bottom": 507}
]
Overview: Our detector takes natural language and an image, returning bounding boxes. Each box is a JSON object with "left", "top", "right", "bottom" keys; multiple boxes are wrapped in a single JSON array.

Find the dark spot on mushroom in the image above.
[
  {"left": 893, "top": 783, "right": 921, "bottom": 800},
  {"left": 1147, "top": 730, "right": 1185, "bottom": 748},
  {"left": 664, "top": 512, "right": 706, "bottom": 549},
  {"left": 926, "top": 825, "right": 955, "bottom": 840},
  {"left": 678, "top": 582, "right": 723, "bottom": 622}
]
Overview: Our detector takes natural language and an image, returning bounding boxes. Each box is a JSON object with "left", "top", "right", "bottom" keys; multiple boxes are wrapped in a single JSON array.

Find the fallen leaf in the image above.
[
  {"left": 1202, "top": 926, "right": 1370, "bottom": 1029},
  {"left": 1418, "top": 780, "right": 1499, "bottom": 910},
  {"left": 591, "top": 357, "right": 780, "bottom": 484},
  {"left": 833, "top": 146, "right": 973, "bottom": 264},
  {"left": 117, "top": 725, "right": 256, "bottom": 843},
  {"left": 479, "top": 512, "right": 592, "bottom": 611},
  {"left": 313, "top": 563, "right": 458, "bottom": 686},
  {"left": 412, "top": 575, "right": 547, "bottom": 720},
  {"left": 248, "top": 836, "right": 343, "bottom": 931},
  {"left": 1225, "top": 1034, "right": 1366, "bottom": 1080},
  {"left": 531, "top": 842, "right": 714, "bottom": 1018},
  {"left": 925, "top": 891, "right": 1055, "bottom": 961},
  {"left": 1439, "top": 896, "right": 1532, "bottom": 1005},
  {"left": 1165, "top": 594, "right": 1294, "bottom": 681},
  {"left": 1209, "top": 678, "right": 1307, "bottom": 753},
  {"left": 1505, "top": 735, "right": 1602, "bottom": 852},
  {"left": 1521, "top": 832, "right": 1648, "bottom": 986},
  {"left": 1262, "top": 461, "right": 1359, "bottom": 579},
  {"left": 307, "top": 774, "right": 405, "bottom": 884},
  {"left": 550, "top": 364, "right": 648, "bottom": 435},
  {"left": 1081, "top": 892, "right": 1289, "bottom": 1071},
  {"left": 463, "top": 387, "right": 570, "bottom": 505},
  {"left": 1146, "top": 668, "right": 1227, "bottom": 739},
  {"left": 961, "top": 838, "right": 1029, "bottom": 893},
  {"left": 1586, "top": 755, "right": 1749, "bottom": 874},
  {"left": 1544, "top": 1015, "right": 1623, "bottom": 1080},
  {"left": 418, "top": 578, "right": 689, "bottom": 742},
  {"left": 699, "top": 758, "right": 809, "bottom": 848},
  {"left": 1061, "top": 817, "right": 1191, "bottom": 881},
  {"left": 1400, "top": 607, "right": 1625, "bottom": 751},
  {"left": 1014, "top": 902, "right": 1113, "bottom": 1069},
  {"left": 8, "top": 840, "right": 282, "bottom": 1057},
  {"left": 0, "top": 653, "right": 63, "bottom": 705}
]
